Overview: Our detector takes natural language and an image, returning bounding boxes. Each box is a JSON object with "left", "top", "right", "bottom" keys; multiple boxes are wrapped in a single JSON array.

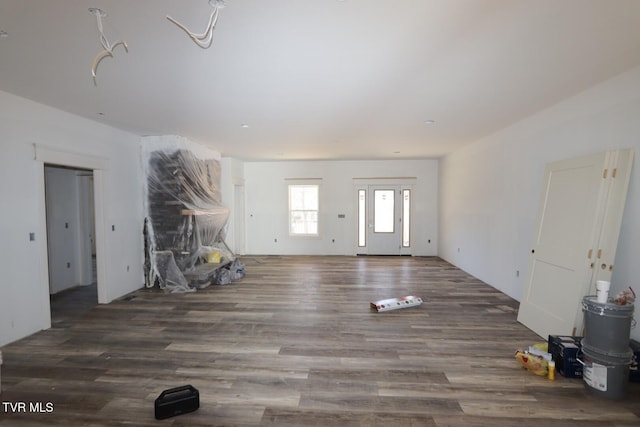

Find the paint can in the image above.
[
  {"left": 581, "top": 296, "right": 634, "bottom": 357},
  {"left": 580, "top": 346, "right": 632, "bottom": 400}
]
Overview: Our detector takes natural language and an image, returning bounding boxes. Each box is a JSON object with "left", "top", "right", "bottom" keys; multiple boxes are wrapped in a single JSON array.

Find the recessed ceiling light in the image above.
[
  {"left": 424, "top": 119, "right": 436, "bottom": 124},
  {"left": 240, "top": 124, "right": 249, "bottom": 128}
]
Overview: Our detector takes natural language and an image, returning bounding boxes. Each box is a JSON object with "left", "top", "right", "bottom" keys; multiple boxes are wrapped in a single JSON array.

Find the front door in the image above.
[
  {"left": 357, "top": 184, "right": 412, "bottom": 255},
  {"left": 367, "top": 185, "right": 402, "bottom": 255}
]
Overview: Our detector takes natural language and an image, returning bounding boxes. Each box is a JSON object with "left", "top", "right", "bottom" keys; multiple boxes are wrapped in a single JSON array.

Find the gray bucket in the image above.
[
  {"left": 582, "top": 296, "right": 634, "bottom": 357},
  {"left": 580, "top": 346, "right": 632, "bottom": 400}
]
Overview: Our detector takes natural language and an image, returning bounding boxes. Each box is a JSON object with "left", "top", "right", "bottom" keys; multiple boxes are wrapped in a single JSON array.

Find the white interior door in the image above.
[
  {"left": 367, "top": 185, "right": 402, "bottom": 255},
  {"left": 577, "top": 149, "right": 634, "bottom": 332},
  {"left": 517, "top": 149, "right": 633, "bottom": 338}
]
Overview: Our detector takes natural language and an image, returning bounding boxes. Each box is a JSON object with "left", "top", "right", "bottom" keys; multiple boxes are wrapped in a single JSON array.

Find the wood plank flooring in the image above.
[{"left": 1, "top": 255, "right": 639, "bottom": 426}]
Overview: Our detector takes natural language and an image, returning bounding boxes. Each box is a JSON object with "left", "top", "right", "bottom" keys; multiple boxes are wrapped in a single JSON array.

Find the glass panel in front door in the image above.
[{"left": 374, "top": 189, "right": 395, "bottom": 233}]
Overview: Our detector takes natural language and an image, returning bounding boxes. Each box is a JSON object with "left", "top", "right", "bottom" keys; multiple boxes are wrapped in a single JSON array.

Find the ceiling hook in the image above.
[
  {"left": 166, "top": 0, "right": 226, "bottom": 49},
  {"left": 89, "top": 8, "right": 129, "bottom": 86}
]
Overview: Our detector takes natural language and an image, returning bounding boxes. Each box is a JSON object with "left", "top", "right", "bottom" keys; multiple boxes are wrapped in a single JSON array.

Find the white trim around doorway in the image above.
[{"left": 34, "top": 143, "right": 110, "bottom": 332}]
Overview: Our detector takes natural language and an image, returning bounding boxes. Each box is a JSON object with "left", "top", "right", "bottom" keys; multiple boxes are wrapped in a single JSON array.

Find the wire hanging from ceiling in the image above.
[
  {"left": 89, "top": 8, "right": 129, "bottom": 86},
  {"left": 166, "top": 0, "right": 226, "bottom": 49}
]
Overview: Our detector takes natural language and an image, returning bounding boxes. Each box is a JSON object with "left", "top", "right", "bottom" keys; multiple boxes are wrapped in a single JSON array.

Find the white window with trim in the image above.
[{"left": 288, "top": 180, "right": 320, "bottom": 237}]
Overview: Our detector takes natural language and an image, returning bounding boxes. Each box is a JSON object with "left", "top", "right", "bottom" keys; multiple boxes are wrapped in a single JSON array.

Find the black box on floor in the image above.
[
  {"left": 548, "top": 335, "right": 583, "bottom": 378},
  {"left": 630, "top": 339, "right": 640, "bottom": 383},
  {"left": 154, "top": 385, "right": 199, "bottom": 420}
]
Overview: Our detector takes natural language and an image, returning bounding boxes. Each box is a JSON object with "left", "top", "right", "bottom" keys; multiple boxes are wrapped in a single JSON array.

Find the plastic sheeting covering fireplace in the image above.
[{"left": 143, "top": 145, "right": 235, "bottom": 292}]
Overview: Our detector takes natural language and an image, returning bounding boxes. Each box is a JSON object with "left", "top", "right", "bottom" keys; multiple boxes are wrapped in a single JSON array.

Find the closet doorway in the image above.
[
  {"left": 34, "top": 144, "right": 109, "bottom": 333},
  {"left": 45, "top": 165, "right": 97, "bottom": 323}
]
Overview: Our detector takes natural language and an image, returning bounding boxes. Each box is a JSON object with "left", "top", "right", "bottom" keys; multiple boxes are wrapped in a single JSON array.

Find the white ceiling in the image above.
[{"left": 1, "top": 0, "right": 640, "bottom": 161}]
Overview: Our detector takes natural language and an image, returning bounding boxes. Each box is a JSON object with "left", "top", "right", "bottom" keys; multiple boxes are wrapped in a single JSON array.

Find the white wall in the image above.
[
  {"left": 0, "top": 90, "right": 144, "bottom": 347},
  {"left": 244, "top": 159, "right": 438, "bottom": 256},
  {"left": 439, "top": 66, "right": 640, "bottom": 340},
  {"left": 221, "top": 157, "right": 246, "bottom": 254}
]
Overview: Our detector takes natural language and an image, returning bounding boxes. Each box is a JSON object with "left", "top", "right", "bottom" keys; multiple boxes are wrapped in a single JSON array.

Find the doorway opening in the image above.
[{"left": 44, "top": 164, "right": 97, "bottom": 325}]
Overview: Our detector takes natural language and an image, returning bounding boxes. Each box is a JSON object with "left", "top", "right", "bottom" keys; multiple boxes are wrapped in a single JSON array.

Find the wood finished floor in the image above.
[{"left": 1, "top": 255, "right": 639, "bottom": 426}]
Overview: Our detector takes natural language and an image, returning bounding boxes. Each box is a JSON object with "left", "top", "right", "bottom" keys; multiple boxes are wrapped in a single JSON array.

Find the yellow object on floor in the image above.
[
  {"left": 515, "top": 350, "right": 548, "bottom": 376},
  {"left": 206, "top": 249, "right": 221, "bottom": 264}
]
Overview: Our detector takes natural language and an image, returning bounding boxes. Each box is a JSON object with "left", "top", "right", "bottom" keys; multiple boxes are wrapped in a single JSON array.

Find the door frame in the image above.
[
  {"left": 35, "top": 144, "right": 109, "bottom": 330},
  {"left": 353, "top": 177, "right": 416, "bottom": 256}
]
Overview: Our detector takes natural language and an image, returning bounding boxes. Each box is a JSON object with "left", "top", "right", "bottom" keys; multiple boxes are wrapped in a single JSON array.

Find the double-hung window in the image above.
[{"left": 288, "top": 180, "right": 320, "bottom": 236}]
